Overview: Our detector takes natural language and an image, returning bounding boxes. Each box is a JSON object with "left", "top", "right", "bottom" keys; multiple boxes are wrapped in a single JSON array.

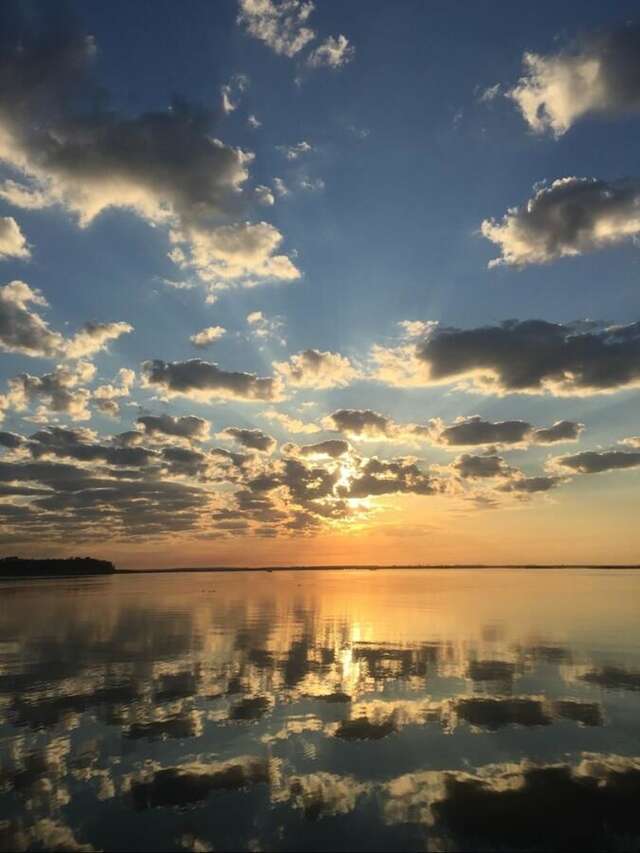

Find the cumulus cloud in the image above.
[
  {"left": 430, "top": 415, "right": 583, "bottom": 447},
  {"left": 376, "top": 319, "right": 640, "bottom": 396},
  {"left": 63, "top": 321, "right": 133, "bottom": 359},
  {"left": 341, "top": 456, "right": 439, "bottom": 499},
  {"left": 325, "top": 408, "right": 394, "bottom": 439},
  {"left": 142, "top": 358, "right": 284, "bottom": 402},
  {"left": 0, "top": 8, "right": 299, "bottom": 289},
  {"left": 189, "top": 325, "right": 226, "bottom": 347},
  {"left": 274, "top": 349, "right": 360, "bottom": 389},
  {"left": 93, "top": 368, "right": 135, "bottom": 417},
  {"left": 451, "top": 453, "right": 514, "bottom": 479},
  {"left": 0, "top": 281, "right": 132, "bottom": 360},
  {"left": 307, "top": 34, "right": 354, "bottom": 69},
  {"left": 553, "top": 449, "right": 640, "bottom": 474},
  {"left": 509, "top": 26, "right": 640, "bottom": 136},
  {"left": 0, "top": 280, "right": 63, "bottom": 356},
  {"left": 6, "top": 361, "right": 96, "bottom": 421},
  {"left": 222, "top": 427, "right": 276, "bottom": 452},
  {"left": 0, "top": 216, "right": 30, "bottom": 259},
  {"left": 136, "top": 413, "right": 211, "bottom": 442},
  {"left": 169, "top": 221, "right": 300, "bottom": 286},
  {"left": 482, "top": 177, "right": 640, "bottom": 267}
]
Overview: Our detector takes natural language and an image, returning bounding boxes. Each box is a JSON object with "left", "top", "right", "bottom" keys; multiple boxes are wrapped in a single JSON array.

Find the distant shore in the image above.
[{"left": 117, "top": 563, "right": 640, "bottom": 573}]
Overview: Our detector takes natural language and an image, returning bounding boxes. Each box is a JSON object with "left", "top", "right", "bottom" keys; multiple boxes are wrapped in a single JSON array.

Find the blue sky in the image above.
[{"left": 0, "top": 0, "right": 639, "bottom": 566}]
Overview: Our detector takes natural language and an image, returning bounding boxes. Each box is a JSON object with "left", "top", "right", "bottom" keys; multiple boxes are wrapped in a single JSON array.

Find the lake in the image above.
[{"left": 1, "top": 568, "right": 640, "bottom": 852}]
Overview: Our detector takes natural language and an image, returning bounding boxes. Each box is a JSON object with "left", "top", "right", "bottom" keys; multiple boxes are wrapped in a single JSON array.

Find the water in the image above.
[{"left": 1, "top": 568, "right": 640, "bottom": 852}]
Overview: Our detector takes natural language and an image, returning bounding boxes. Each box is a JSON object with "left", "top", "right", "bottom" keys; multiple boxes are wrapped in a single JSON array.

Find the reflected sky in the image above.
[{"left": 1, "top": 569, "right": 640, "bottom": 851}]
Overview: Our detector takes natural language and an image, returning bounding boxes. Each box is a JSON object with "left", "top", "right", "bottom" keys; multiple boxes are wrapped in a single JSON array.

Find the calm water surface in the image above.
[{"left": 1, "top": 568, "right": 640, "bottom": 852}]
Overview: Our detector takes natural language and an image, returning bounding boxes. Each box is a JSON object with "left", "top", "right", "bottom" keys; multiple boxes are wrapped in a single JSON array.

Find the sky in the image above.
[{"left": 0, "top": 0, "right": 639, "bottom": 568}]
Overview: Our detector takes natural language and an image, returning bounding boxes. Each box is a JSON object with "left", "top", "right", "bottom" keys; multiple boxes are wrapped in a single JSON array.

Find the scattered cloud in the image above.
[
  {"left": 278, "top": 141, "right": 313, "bottom": 160},
  {"left": 136, "top": 414, "right": 211, "bottom": 442}
]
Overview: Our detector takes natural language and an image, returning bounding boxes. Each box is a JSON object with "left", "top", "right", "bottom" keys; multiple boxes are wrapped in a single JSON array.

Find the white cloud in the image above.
[
  {"left": 0, "top": 216, "right": 30, "bottom": 260},
  {"left": 274, "top": 349, "right": 360, "bottom": 389},
  {"left": 237, "top": 0, "right": 316, "bottom": 57},
  {"left": 278, "top": 141, "right": 313, "bottom": 160},
  {"left": 190, "top": 325, "right": 226, "bottom": 347},
  {"left": 509, "top": 27, "right": 640, "bottom": 136},
  {"left": 307, "top": 35, "right": 355, "bottom": 69},
  {"left": 169, "top": 221, "right": 301, "bottom": 287}
]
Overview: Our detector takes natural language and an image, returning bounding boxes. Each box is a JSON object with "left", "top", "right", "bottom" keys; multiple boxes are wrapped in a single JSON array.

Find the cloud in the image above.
[
  {"left": 377, "top": 319, "right": 640, "bottom": 396},
  {"left": 298, "top": 439, "right": 351, "bottom": 458},
  {"left": 254, "top": 185, "right": 275, "bottom": 206},
  {"left": 430, "top": 415, "right": 583, "bottom": 447},
  {"left": 325, "top": 408, "right": 394, "bottom": 438},
  {"left": 0, "top": 8, "right": 299, "bottom": 289},
  {"left": 307, "top": 34, "right": 354, "bottom": 69},
  {"left": 247, "top": 310, "right": 286, "bottom": 345},
  {"left": 340, "top": 456, "right": 439, "bottom": 498},
  {"left": 497, "top": 475, "right": 562, "bottom": 493},
  {"left": 142, "top": 358, "right": 284, "bottom": 402},
  {"left": 237, "top": 0, "right": 315, "bottom": 57},
  {"left": 190, "top": 325, "right": 226, "bottom": 347},
  {"left": 6, "top": 361, "right": 96, "bottom": 421},
  {"left": 93, "top": 368, "right": 135, "bottom": 417},
  {"left": 248, "top": 114, "right": 262, "bottom": 129},
  {"left": 278, "top": 141, "right": 313, "bottom": 160},
  {"left": 221, "top": 427, "right": 276, "bottom": 452},
  {"left": 482, "top": 177, "right": 640, "bottom": 267},
  {"left": 273, "top": 177, "right": 289, "bottom": 197},
  {"left": 553, "top": 449, "right": 640, "bottom": 474},
  {"left": 0, "top": 216, "right": 30, "bottom": 259},
  {"left": 451, "top": 453, "right": 514, "bottom": 479},
  {"left": 169, "top": 221, "right": 300, "bottom": 286},
  {"left": 62, "top": 321, "right": 133, "bottom": 359},
  {"left": 274, "top": 349, "right": 360, "bottom": 389},
  {"left": 0, "top": 281, "right": 133, "bottom": 359},
  {"left": 136, "top": 414, "right": 211, "bottom": 442},
  {"left": 220, "top": 73, "right": 249, "bottom": 114},
  {"left": 261, "top": 409, "right": 321, "bottom": 433},
  {"left": 0, "top": 280, "right": 63, "bottom": 356},
  {"left": 509, "top": 26, "right": 640, "bottom": 136}
]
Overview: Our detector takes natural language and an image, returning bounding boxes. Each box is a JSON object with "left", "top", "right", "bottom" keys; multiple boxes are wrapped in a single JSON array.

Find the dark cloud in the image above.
[
  {"left": 482, "top": 177, "right": 640, "bottom": 266},
  {"left": 452, "top": 454, "right": 513, "bottom": 479},
  {"left": 137, "top": 413, "right": 210, "bottom": 442},
  {"left": 497, "top": 475, "right": 562, "bottom": 493},
  {"left": 555, "top": 449, "right": 640, "bottom": 474},
  {"left": 299, "top": 439, "right": 351, "bottom": 458},
  {"left": 222, "top": 427, "right": 276, "bottom": 452},
  {"left": 413, "top": 320, "right": 640, "bottom": 396},
  {"left": 326, "top": 409, "right": 393, "bottom": 437},
  {"left": 142, "top": 359, "right": 283, "bottom": 402},
  {"left": 432, "top": 415, "right": 583, "bottom": 447}
]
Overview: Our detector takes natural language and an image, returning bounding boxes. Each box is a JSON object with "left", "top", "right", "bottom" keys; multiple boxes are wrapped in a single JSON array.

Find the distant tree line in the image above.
[{"left": 0, "top": 556, "right": 116, "bottom": 576}]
